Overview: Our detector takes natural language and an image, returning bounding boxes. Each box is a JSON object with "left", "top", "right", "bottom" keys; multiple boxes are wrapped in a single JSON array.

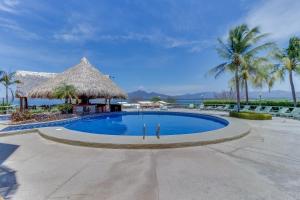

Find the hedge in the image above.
[
  {"left": 229, "top": 111, "right": 272, "bottom": 120},
  {"left": 203, "top": 100, "right": 300, "bottom": 107}
]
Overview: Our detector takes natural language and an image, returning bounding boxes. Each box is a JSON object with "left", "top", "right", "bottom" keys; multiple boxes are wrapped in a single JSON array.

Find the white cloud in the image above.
[
  {"left": 245, "top": 0, "right": 300, "bottom": 40},
  {"left": 0, "top": 0, "right": 19, "bottom": 13},
  {"left": 0, "top": 17, "right": 39, "bottom": 40},
  {"left": 54, "top": 23, "right": 96, "bottom": 42},
  {"left": 54, "top": 28, "right": 209, "bottom": 52},
  {"left": 122, "top": 32, "right": 205, "bottom": 49}
]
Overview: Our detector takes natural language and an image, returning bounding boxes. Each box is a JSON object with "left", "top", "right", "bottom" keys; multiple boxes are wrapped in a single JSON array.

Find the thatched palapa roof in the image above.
[
  {"left": 28, "top": 57, "right": 127, "bottom": 99},
  {"left": 15, "top": 71, "right": 57, "bottom": 98}
]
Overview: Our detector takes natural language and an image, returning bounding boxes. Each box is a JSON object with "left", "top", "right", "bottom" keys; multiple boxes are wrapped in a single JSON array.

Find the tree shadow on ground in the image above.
[{"left": 0, "top": 143, "right": 19, "bottom": 199}]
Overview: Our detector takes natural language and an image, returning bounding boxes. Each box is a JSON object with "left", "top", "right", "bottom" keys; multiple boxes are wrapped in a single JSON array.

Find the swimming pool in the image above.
[
  {"left": 1, "top": 112, "right": 229, "bottom": 135},
  {"left": 64, "top": 112, "right": 228, "bottom": 135}
]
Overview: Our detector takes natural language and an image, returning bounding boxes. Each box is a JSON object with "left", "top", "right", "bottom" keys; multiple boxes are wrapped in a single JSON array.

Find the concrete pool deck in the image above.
[
  {"left": 0, "top": 110, "right": 299, "bottom": 199},
  {"left": 36, "top": 113, "right": 250, "bottom": 149}
]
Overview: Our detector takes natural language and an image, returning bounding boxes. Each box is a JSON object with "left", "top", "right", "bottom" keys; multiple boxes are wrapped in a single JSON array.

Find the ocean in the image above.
[{"left": 7, "top": 98, "right": 203, "bottom": 106}]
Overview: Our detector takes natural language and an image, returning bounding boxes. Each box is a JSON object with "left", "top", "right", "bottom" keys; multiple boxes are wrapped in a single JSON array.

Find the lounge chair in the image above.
[
  {"left": 248, "top": 105, "right": 256, "bottom": 112},
  {"left": 199, "top": 104, "right": 205, "bottom": 110},
  {"left": 259, "top": 106, "right": 273, "bottom": 113},
  {"left": 254, "top": 106, "right": 262, "bottom": 112},
  {"left": 281, "top": 107, "right": 300, "bottom": 118},
  {"left": 215, "top": 105, "right": 224, "bottom": 110},
  {"left": 293, "top": 113, "right": 300, "bottom": 120},
  {"left": 210, "top": 105, "right": 217, "bottom": 110},
  {"left": 222, "top": 104, "right": 230, "bottom": 111},
  {"left": 205, "top": 105, "right": 213, "bottom": 110},
  {"left": 268, "top": 106, "right": 280, "bottom": 115},
  {"left": 274, "top": 107, "right": 289, "bottom": 116},
  {"left": 228, "top": 105, "right": 238, "bottom": 111},
  {"left": 241, "top": 105, "right": 250, "bottom": 112}
]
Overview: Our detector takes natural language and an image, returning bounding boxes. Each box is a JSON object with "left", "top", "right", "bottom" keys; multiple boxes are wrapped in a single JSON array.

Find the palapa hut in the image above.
[
  {"left": 15, "top": 71, "right": 57, "bottom": 111},
  {"left": 28, "top": 57, "right": 127, "bottom": 113}
]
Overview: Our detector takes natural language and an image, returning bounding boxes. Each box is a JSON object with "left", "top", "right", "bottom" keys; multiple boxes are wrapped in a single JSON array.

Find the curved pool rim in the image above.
[
  {"left": 63, "top": 111, "right": 229, "bottom": 136},
  {"left": 0, "top": 111, "right": 228, "bottom": 134},
  {"left": 36, "top": 111, "right": 251, "bottom": 149}
]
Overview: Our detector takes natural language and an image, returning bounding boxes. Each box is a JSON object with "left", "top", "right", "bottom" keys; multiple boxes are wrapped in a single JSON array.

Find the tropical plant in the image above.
[
  {"left": 0, "top": 71, "right": 21, "bottom": 104},
  {"left": 209, "top": 24, "right": 273, "bottom": 111},
  {"left": 151, "top": 96, "right": 161, "bottom": 102},
  {"left": 56, "top": 104, "right": 73, "bottom": 114},
  {"left": 53, "top": 83, "right": 77, "bottom": 104},
  {"left": 272, "top": 37, "right": 300, "bottom": 107}
]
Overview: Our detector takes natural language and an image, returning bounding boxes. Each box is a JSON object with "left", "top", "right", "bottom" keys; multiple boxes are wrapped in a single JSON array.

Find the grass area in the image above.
[
  {"left": 229, "top": 111, "right": 272, "bottom": 120},
  {"left": 204, "top": 99, "right": 299, "bottom": 107}
]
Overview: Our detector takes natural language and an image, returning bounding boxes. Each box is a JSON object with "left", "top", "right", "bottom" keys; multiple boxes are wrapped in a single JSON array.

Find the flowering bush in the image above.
[{"left": 11, "top": 111, "right": 33, "bottom": 122}]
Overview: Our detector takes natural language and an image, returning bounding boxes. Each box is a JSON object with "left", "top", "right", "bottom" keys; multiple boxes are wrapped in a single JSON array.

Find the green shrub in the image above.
[
  {"left": 50, "top": 107, "right": 60, "bottom": 113},
  {"left": 29, "top": 108, "right": 45, "bottom": 114},
  {"left": 203, "top": 99, "right": 299, "bottom": 107},
  {"left": 57, "top": 104, "right": 73, "bottom": 114},
  {"left": 229, "top": 111, "right": 272, "bottom": 120}
]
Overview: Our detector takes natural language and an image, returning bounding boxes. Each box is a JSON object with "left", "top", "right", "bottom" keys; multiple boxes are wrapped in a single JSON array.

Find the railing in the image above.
[
  {"left": 142, "top": 123, "right": 161, "bottom": 139},
  {"left": 156, "top": 123, "right": 160, "bottom": 139},
  {"left": 0, "top": 105, "right": 16, "bottom": 114},
  {"left": 143, "top": 123, "right": 146, "bottom": 140},
  {"left": 165, "top": 103, "right": 201, "bottom": 109}
]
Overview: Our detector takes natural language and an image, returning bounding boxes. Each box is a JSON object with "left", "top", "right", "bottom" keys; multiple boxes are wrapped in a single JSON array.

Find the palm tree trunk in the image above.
[
  {"left": 245, "top": 79, "right": 249, "bottom": 104},
  {"left": 5, "top": 85, "right": 8, "bottom": 104},
  {"left": 235, "top": 69, "right": 241, "bottom": 111},
  {"left": 289, "top": 70, "right": 297, "bottom": 107}
]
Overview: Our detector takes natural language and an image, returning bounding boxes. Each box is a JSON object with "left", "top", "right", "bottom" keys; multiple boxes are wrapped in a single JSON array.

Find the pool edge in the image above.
[{"left": 36, "top": 114, "right": 251, "bottom": 149}]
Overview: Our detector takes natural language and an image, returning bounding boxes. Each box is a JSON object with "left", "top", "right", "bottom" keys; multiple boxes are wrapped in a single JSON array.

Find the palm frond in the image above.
[
  {"left": 251, "top": 33, "right": 270, "bottom": 43},
  {"left": 243, "top": 26, "right": 260, "bottom": 43},
  {"left": 294, "top": 64, "right": 300, "bottom": 75},
  {"left": 207, "top": 62, "right": 228, "bottom": 78},
  {"left": 245, "top": 42, "right": 275, "bottom": 57}
]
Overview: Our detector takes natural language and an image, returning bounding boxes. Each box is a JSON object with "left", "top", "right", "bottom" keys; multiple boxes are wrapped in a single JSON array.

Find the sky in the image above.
[{"left": 0, "top": 0, "right": 300, "bottom": 96}]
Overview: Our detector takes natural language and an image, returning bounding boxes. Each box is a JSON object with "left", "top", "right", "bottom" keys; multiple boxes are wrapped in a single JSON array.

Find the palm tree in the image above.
[
  {"left": 272, "top": 37, "right": 300, "bottom": 107},
  {"left": 0, "top": 71, "right": 21, "bottom": 104},
  {"left": 251, "top": 62, "right": 277, "bottom": 92},
  {"left": 53, "top": 83, "right": 77, "bottom": 104},
  {"left": 240, "top": 56, "right": 270, "bottom": 103},
  {"left": 209, "top": 24, "right": 273, "bottom": 111}
]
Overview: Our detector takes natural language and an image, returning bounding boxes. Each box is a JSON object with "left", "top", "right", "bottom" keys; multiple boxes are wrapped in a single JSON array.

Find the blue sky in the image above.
[{"left": 0, "top": 0, "right": 300, "bottom": 96}]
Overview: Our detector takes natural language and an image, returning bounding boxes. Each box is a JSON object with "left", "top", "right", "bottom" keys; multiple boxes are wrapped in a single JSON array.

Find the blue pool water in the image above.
[{"left": 1, "top": 112, "right": 228, "bottom": 135}]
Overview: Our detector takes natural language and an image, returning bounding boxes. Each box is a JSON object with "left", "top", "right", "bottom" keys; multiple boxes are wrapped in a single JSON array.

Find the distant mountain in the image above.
[
  {"left": 174, "top": 92, "right": 216, "bottom": 99},
  {"left": 128, "top": 90, "right": 170, "bottom": 100},
  {"left": 128, "top": 90, "right": 216, "bottom": 100},
  {"left": 128, "top": 90, "right": 300, "bottom": 101}
]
